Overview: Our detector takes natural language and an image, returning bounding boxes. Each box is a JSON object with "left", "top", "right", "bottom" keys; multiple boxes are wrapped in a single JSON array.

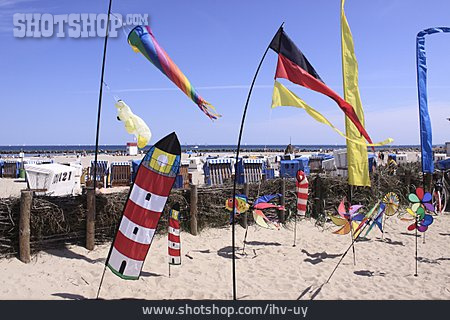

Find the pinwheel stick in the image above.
[
  {"left": 415, "top": 216, "right": 418, "bottom": 277},
  {"left": 325, "top": 216, "right": 373, "bottom": 284},
  {"left": 293, "top": 211, "right": 298, "bottom": 247},
  {"left": 350, "top": 228, "right": 356, "bottom": 266}
]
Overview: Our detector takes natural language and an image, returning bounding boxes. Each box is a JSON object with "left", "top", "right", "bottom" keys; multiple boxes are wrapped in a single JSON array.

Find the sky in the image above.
[{"left": 0, "top": 0, "right": 449, "bottom": 146}]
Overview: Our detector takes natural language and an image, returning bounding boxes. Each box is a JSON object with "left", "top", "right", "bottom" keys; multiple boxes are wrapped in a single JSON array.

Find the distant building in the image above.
[
  {"left": 127, "top": 142, "right": 138, "bottom": 156},
  {"left": 446, "top": 142, "right": 450, "bottom": 157}
]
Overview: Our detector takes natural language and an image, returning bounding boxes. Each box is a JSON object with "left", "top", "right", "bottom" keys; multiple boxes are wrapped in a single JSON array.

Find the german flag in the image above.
[{"left": 269, "top": 27, "right": 373, "bottom": 145}]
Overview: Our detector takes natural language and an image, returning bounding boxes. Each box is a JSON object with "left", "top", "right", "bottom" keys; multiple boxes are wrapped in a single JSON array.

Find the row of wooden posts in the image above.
[{"left": 17, "top": 178, "right": 294, "bottom": 263}]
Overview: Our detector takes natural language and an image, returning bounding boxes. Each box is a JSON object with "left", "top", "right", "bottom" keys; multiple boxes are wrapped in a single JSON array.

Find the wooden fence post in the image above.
[
  {"left": 405, "top": 169, "right": 411, "bottom": 194},
  {"left": 190, "top": 183, "right": 198, "bottom": 236},
  {"left": 423, "top": 172, "right": 432, "bottom": 193},
  {"left": 280, "top": 178, "right": 286, "bottom": 223},
  {"left": 86, "top": 187, "right": 95, "bottom": 250},
  {"left": 242, "top": 183, "right": 249, "bottom": 228},
  {"left": 313, "top": 175, "right": 324, "bottom": 218},
  {"left": 19, "top": 190, "right": 32, "bottom": 263}
]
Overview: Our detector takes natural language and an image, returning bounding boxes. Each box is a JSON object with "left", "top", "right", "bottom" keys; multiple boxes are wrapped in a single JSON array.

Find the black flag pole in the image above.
[
  {"left": 94, "top": 0, "right": 113, "bottom": 300},
  {"left": 93, "top": 0, "right": 113, "bottom": 193},
  {"left": 230, "top": 22, "right": 284, "bottom": 300}
]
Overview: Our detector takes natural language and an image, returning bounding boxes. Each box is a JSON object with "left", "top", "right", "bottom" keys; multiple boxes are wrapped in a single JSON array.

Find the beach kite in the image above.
[
  {"left": 168, "top": 204, "right": 181, "bottom": 276},
  {"left": 127, "top": 25, "right": 220, "bottom": 120},
  {"left": 105, "top": 132, "right": 181, "bottom": 280},
  {"left": 115, "top": 100, "right": 151, "bottom": 148},
  {"left": 416, "top": 27, "right": 450, "bottom": 173},
  {"left": 405, "top": 187, "right": 435, "bottom": 276}
]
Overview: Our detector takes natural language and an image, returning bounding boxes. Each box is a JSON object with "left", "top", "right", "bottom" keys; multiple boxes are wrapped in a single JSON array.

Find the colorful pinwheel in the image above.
[
  {"left": 364, "top": 203, "right": 385, "bottom": 236},
  {"left": 252, "top": 195, "right": 285, "bottom": 230},
  {"left": 405, "top": 187, "right": 434, "bottom": 232},
  {"left": 383, "top": 192, "right": 399, "bottom": 216},
  {"left": 329, "top": 199, "right": 364, "bottom": 238},
  {"left": 364, "top": 192, "right": 399, "bottom": 238},
  {"left": 405, "top": 187, "right": 435, "bottom": 276}
]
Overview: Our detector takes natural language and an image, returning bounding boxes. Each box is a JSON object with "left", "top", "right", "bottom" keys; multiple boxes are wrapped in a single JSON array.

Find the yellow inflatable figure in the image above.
[{"left": 115, "top": 100, "right": 151, "bottom": 148}]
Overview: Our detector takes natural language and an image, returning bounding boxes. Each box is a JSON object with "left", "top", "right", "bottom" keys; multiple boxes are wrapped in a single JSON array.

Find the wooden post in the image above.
[
  {"left": 86, "top": 187, "right": 95, "bottom": 250},
  {"left": 405, "top": 169, "right": 411, "bottom": 194},
  {"left": 19, "top": 190, "right": 32, "bottom": 263},
  {"left": 242, "top": 183, "right": 249, "bottom": 228},
  {"left": 190, "top": 183, "right": 198, "bottom": 236},
  {"left": 279, "top": 178, "right": 286, "bottom": 223},
  {"left": 423, "top": 172, "right": 432, "bottom": 193},
  {"left": 313, "top": 175, "right": 323, "bottom": 218}
]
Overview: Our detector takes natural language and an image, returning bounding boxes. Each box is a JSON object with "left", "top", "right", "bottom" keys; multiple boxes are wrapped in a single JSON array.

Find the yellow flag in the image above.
[
  {"left": 271, "top": 81, "right": 393, "bottom": 147},
  {"left": 341, "top": 0, "right": 370, "bottom": 186}
]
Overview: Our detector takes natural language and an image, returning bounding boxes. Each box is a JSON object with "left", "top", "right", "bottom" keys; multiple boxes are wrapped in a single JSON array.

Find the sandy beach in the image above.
[{"left": 0, "top": 212, "right": 448, "bottom": 300}]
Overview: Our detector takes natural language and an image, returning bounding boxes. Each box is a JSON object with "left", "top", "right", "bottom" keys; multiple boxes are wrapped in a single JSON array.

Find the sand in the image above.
[{"left": 1, "top": 213, "right": 449, "bottom": 300}]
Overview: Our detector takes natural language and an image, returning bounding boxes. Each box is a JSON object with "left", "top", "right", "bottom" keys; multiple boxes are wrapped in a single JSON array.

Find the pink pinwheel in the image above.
[{"left": 330, "top": 199, "right": 364, "bottom": 236}]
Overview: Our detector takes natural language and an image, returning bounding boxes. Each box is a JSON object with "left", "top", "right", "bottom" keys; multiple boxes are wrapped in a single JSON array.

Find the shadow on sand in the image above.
[
  {"left": 45, "top": 248, "right": 105, "bottom": 264},
  {"left": 376, "top": 238, "right": 404, "bottom": 246},
  {"left": 52, "top": 293, "right": 87, "bottom": 300},
  {"left": 243, "top": 241, "right": 282, "bottom": 246},
  {"left": 353, "top": 270, "right": 386, "bottom": 277},
  {"left": 217, "top": 246, "right": 244, "bottom": 259},
  {"left": 301, "top": 249, "right": 341, "bottom": 265}
]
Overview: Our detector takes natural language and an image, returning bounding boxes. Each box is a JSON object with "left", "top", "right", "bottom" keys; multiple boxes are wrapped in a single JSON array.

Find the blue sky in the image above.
[{"left": 1, "top": 0, "right": 449, "bottom": 146}]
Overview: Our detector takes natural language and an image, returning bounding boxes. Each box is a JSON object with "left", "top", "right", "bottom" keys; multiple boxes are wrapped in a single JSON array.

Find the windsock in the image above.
[
  {"left": 168, "top": 203, "right": 181, "bottom": 265},
  {"left": 106, "top": 132, "right": 181, "bottom": 280},
  {"left": 296, "top": 170, "right": 309, "bottom": 216}
]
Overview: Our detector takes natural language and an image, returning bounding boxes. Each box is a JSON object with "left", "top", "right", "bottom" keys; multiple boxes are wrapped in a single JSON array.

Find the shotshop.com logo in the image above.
[{"left": 13, "top": 13, "right": 149, "bottom": 38}]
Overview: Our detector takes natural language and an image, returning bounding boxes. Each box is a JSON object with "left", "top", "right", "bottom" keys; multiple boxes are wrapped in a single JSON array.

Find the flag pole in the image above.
[
  {"left": 93, "top": 0, "right": 113, "bottom": 192},
  {"left": 230, "top": 22, "right": 284, "bottom": 300},
  {"left": 93, "top": 0, "right": 113, "bottom": 300}
]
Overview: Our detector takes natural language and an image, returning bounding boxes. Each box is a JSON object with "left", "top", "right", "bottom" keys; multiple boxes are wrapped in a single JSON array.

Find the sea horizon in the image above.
[{"left": 0, "top": 143, "right": 437, "bottom": 157}]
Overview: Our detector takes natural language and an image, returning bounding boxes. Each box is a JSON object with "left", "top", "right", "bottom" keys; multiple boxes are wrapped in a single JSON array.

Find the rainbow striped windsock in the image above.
[
  {"left": 296, "top": 170, "right": 308, "bottom": 216},
  {"left": 127, "top": 26, "right": 220, "bottom": 120}
]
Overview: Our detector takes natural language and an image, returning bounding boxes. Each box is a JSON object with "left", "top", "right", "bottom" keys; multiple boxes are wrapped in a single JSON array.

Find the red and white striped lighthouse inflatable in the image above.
[
  {"left": 106, "top": 132, "right": 181, "bottom": 280},
  {"left": 168, "top": 203, "right": 181, "bottom": 265},
  {"left": 296, "top": 170, "right": 308, "bottom": 216}
]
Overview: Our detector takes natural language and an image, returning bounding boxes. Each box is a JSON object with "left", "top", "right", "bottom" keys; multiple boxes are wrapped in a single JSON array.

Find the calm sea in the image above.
[{"left": 0, "top": 144, "right": 423, "bottom": 157}]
